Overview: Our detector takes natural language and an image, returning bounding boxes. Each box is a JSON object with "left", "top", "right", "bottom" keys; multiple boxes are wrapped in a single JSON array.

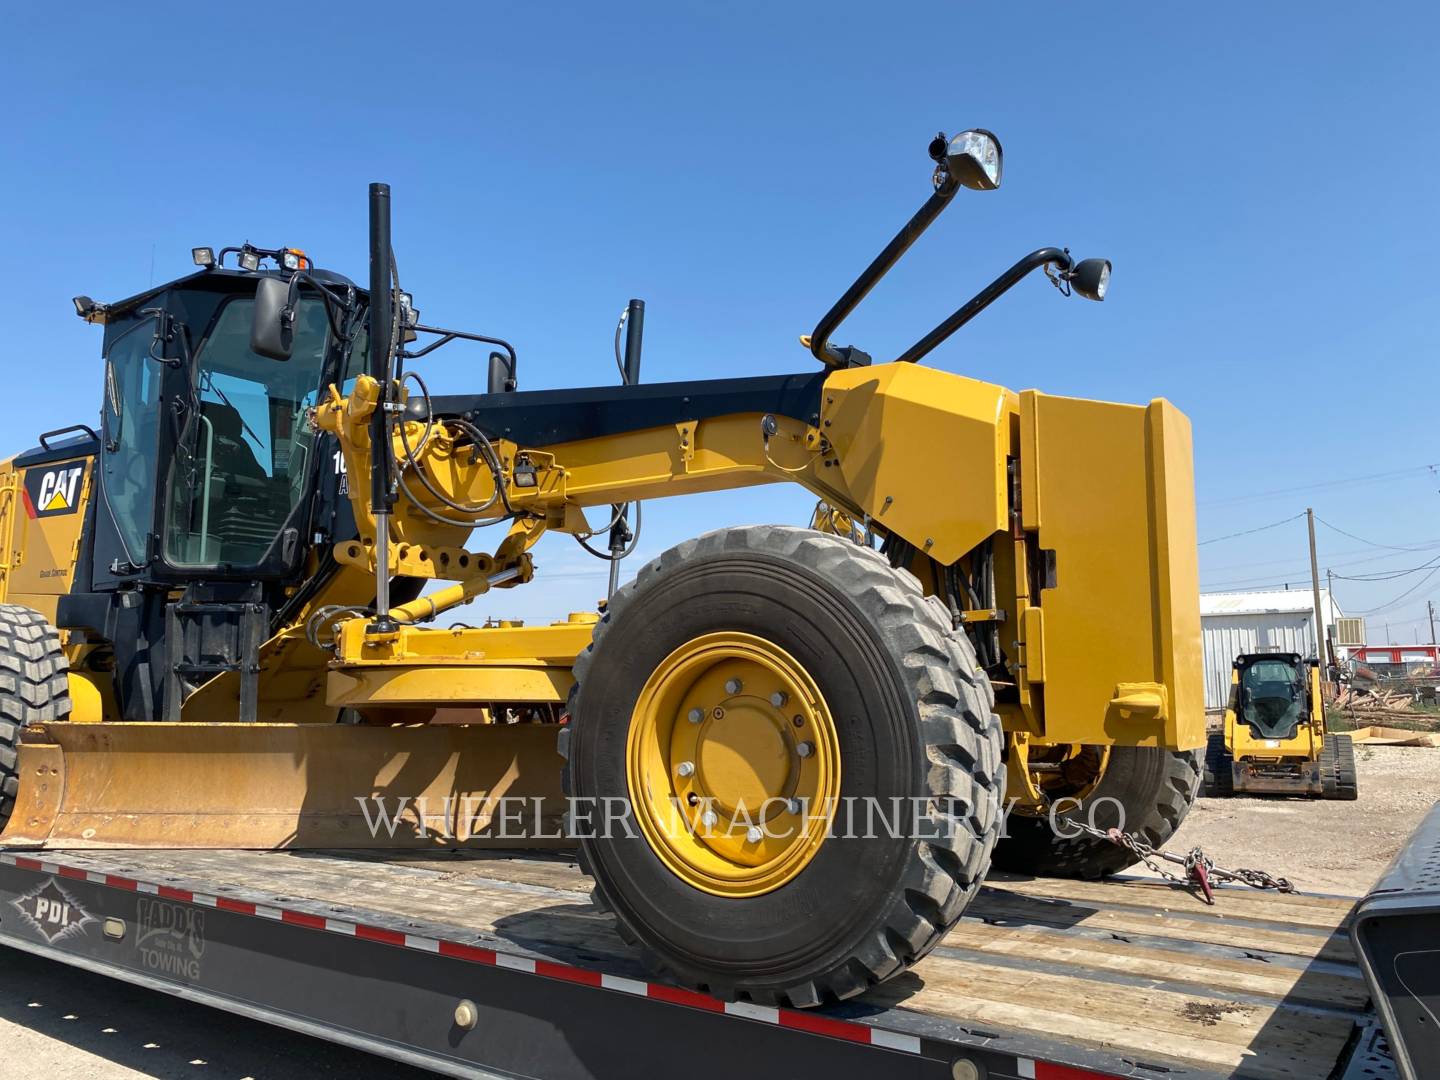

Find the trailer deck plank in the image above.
[
  {"left": 15, "top": 846, "right": 1371, "bottom": 1080},
  {"left": 938, "top": 922, "right": 1369, "bottom": 1009},
  {"left": 994, "top": 873, "right": 1355, "bottom": 930},
  {"left": 968, "top": 889, "right": 1355, "bottom": 964}
]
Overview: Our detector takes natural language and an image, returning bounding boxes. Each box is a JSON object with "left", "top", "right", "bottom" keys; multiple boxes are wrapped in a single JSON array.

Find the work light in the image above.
[
  {"left": 239, "top": 250, "right": 260, "bottom": 272},
  {"left": 945, "top": 129, "right": 1003, "bottom": 191},
  {"left": 1068, "top": 258, "right": 1112, "bottom": 302},
  {"left": 191, "top": 247, "right": 214, "bottom": 267}
]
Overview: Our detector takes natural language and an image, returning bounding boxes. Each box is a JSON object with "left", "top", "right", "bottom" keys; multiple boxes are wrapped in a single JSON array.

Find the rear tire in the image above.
[
  {"left": 563, "top": 526, "right": 1005, "bottom": 1006},
  {"left": 1203, "top": 730, "right": 1235, "bottom": 797},
  {"left": 1321, "top": 734, "right": 1358, "bottom": 801},
  {"left": 0, "top": 605, "right": 71, "bottom": 832},
  {"left": 992, "top": 746, "right": 1202, "bottom": 879}
]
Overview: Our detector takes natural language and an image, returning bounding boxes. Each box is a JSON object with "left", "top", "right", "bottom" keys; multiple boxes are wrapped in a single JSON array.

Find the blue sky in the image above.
[{"left": 3, "top": 4, "right": 1436, "bottom": 642}]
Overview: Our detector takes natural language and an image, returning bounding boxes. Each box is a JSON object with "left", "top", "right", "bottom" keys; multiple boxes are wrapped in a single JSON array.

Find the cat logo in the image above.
[{"left": 23, "top": 461, "right": 86, "bottom": 518}]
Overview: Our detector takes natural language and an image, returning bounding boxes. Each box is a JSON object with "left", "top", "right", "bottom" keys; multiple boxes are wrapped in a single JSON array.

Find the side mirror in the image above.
[
  {"left": 488, "top": 351, "right": 517, "bottom": 394},
  {"left": 251, "top": 276, "right": 294, "bottom": 360}
]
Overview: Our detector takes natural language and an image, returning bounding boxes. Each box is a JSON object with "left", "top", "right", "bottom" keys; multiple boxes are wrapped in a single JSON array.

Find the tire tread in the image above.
[{"left": 563, "top": 526, "right": 1004, "bottom": 1005}]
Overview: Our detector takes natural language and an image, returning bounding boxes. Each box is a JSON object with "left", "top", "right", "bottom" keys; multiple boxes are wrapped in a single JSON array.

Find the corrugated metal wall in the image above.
[{"left": 1201, "top": 613, "right": 1318, "bottom": 711}]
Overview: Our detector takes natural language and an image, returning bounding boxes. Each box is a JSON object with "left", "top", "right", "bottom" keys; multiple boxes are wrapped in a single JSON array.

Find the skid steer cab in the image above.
[
  {"left": 1205, "top": 652, "right": 1357, "bottom": 799},
  {"left": 0, "top": 126, "right": 1206, "bottom": 1009}
]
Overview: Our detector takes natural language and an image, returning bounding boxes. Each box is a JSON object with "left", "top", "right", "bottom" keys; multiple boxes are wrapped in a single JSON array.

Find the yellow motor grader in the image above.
[{"left": 0, "top": 128, "right": 1203, "bottom": 1005}]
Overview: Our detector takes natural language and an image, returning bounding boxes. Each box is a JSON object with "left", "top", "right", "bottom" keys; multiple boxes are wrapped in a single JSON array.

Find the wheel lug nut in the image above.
[
  {"left": 746, "top": 826, "right": 763, "bottom": 843},
  {"left": 769, "top": 691, "right": 789, "bottom": 708},
  {"left": 702, "top": 810, "right": 718, "bottom": 828},
  {"left": 687, "top": 707, "right": 704, "bottom": 724},
  {"left": 724, "top": 678, "right": 743, "bottom": 694},
  {"left": 786, "top": 798, "right": 802, "bottom": 814},
  {"left": 677, "top": 761, "right": 695, "bottom": 778},
  {"left": 796, "top": 741, "right": 814, "bottom": 759}
]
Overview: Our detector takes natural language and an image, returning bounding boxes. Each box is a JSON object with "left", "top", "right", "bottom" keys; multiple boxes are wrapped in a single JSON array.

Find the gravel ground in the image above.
[
  {"left": 1130, "top": 743, "right": 1440, "bottom": 895},
  {"left": 1, "top": 745, "right": 1434, "bottom": 1077}
]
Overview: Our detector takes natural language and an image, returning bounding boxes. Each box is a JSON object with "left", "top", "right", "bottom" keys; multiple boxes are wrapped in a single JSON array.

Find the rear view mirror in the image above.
[{"left": 250, "top": 276, "right": 293, "bottom": 360}]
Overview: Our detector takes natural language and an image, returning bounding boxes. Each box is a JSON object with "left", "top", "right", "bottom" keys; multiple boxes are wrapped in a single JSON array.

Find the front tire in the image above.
[
  {"left": 563, "top": 526, "right": 1005, "bottom": 1006},
  {"left": 992, "top": 746, "right": 1202, "bottom": 879},
  {"left": 0, "top": 605, "right": 71, "bottom": 833}
]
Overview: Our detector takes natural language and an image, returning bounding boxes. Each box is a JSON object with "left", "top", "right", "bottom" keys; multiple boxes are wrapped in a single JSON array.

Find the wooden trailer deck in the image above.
[{"left": 36, "top": 848, "right": 1373, "bottom": 1080}]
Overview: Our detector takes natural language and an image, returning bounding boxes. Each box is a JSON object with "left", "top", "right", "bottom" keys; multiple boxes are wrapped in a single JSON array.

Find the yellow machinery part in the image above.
[
  {"left": 1016, "top": 392, "right": 1204, "bottom": 751},
  {"left": 328, "top": 618, "right": 596, "bottom": 707},
  {"left": 65, "top": 671, "right": 110, "bottom": 723},
  {"left": 0, "top": 722, "right": 567, "bottom": 850},
  {"left": 0, "top": 454, "right": 94, "bottom": 622},
  {"left": 625, "top": 632, "right": 841, "bottom": 898}
]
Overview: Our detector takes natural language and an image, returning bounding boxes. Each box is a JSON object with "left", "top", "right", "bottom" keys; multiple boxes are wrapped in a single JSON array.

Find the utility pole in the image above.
[
  {"left": 1429, "top": 600, "right": 1436, "bottom": 647},
  {"left": 1307, "top": 509, "right": 1325, "bottom": 665},
  {"left": 1325, "top": 567, "right": 1340, "bottom": 694}
]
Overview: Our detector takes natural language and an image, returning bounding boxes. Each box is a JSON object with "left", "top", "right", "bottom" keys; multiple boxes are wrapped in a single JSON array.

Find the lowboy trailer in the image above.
[{"left": 4, "top": 806, "right": 1438, "bottom": 1080}]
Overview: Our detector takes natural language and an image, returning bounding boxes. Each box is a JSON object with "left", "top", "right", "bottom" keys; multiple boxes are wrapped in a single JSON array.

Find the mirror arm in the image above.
[
  {"left": 283, "top": 272, "right": 354, "bottom": 339},
  {"left": 400, "top": 324, "right": 518, "bottom": 372},
  {"left": 808, "top": 176, "right": 960, "bottom": 368},
  {"left": 894, "top": 247, "right": 1074, "bottom": 365}
]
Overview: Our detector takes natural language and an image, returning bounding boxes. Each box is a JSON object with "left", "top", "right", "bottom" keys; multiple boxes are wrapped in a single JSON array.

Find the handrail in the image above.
[{"left": 38, "top": 424, "right": 100, "bottom": 451}]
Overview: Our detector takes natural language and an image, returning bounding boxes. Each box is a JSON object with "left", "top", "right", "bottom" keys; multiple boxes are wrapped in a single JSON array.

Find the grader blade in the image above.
[{"left": 0, "top": 722, "right": 568, "bottom": 850}]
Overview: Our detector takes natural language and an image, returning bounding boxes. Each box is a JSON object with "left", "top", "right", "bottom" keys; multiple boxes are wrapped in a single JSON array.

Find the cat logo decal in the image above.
[{"left": 23, "top": 462, "right": 86, "bottom": 518}]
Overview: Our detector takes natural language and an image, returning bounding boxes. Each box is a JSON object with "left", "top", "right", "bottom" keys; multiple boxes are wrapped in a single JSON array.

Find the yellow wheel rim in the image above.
[
  {"left": 1013, "top": 743, "right": 1112, "bottom": 817},
  {"left": 626, "top": 632, "right": 841, "bottom": 897}
]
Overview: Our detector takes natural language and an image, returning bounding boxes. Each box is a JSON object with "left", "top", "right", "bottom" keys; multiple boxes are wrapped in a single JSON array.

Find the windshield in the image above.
[
  {"left": 1239, "top": 658, "right": 1305, "bottom": 737},
  {"left": 164, "top": 296, "right": 331, "bottom": 568}
]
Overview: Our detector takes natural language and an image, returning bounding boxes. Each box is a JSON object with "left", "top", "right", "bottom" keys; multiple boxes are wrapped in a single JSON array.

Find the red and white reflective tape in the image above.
[
  {"left": 1018, "top": 1058, "right": 1120, "bottom": 1079},
  {"left": 0, "top": 852, "right": 1118, "bottom": 1078}
]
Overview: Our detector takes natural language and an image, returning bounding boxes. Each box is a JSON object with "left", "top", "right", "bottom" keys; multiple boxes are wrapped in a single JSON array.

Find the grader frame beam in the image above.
[{"left": 319, "top": 357, "right": 1203, "bottom": 753}]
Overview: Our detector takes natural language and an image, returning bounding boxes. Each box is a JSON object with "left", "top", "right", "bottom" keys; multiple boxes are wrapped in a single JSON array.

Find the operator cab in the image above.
[
  {"left": 76, "top": 247, "right": 365, "bottom": 585},
  {"left": 1233, "top": 653, "right": 1310, "bottom": 741}
]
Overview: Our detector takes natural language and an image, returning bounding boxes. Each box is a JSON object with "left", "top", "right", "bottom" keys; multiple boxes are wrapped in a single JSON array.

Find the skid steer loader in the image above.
[
  {"left": 1205, "top": 652, "right": 1357, "bottom": 799},
  {"left": 0, "top": 128, "right": 1204, "bottom": 1005}
]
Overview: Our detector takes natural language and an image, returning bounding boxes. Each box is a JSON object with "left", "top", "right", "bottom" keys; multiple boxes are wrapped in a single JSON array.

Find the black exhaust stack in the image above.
[{"left": 367, "top": 182, "right": 398, "bottom": 633}]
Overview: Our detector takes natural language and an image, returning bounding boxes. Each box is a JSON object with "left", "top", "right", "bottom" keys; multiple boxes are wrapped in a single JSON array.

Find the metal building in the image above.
[{"left": 1199, "top": 589, "right": 1343, "bottom": 711}]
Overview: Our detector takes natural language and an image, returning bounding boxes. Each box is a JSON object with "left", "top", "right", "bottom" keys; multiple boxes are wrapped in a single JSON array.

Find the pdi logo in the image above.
[
  {"left": 23, "top": 462, "right": 85, "bottom": 518},
  {"left": 10, "top": 878, "right": 97, "bottom": 944}
]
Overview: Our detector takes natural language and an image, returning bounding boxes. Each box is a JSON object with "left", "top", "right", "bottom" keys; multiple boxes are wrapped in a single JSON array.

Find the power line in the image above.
[
  {"left": 1199, "top": 463, "right": 1440, "bottom": 508},
  {"left": 1353, "top": 566, "right": 1440, "bottom": 616},
  {"left": 1202, "top": 542, "right": 1440, "bottom": 576},
  {"left": 1198, "top": 512, "right": 1305, "bottom": 547},
  {"left": 1332, "top": 553, "right": 1440, "bottom": 582},
  {"left": 1314, "top": 516, "right": 1440, "bottom": 552}
]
